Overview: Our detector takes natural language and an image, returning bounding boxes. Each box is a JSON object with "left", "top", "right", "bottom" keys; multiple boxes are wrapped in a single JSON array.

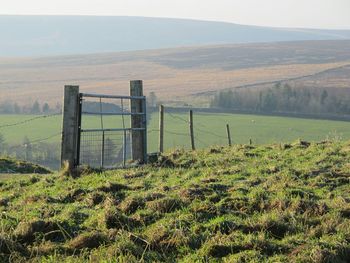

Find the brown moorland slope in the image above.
[{"left": 0, "top": 40, "right": 350, "bottom": 106}]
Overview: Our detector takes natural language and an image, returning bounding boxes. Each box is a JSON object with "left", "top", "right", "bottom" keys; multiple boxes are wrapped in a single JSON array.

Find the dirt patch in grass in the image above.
[
  {"left": 119, "top": 197, "right": 145, "bottom": 214},
  {"left": 206, "top": 244, "right": 244, "bottom": 258},
  {"left": 0, "top": 198, "right": 9, "bottom": 207},
  {"left": 98, "top": 182, "right": 129, "bottom": 193},
  {"left": 340, "top": 208, "right": 350, "bottom": 218},
  {"left": 191, "top": 201, "right": 218, "bottom": 221},
  {"left": 86, "top": 192, "right": 105, "bottom": 206},
  {"left": 147, "top": 198, "right": 184, "bottom": 213},
  {"left": 62, "top": 188, "right": 88, "bottom": 203},
  {"left": 153, "top": 155, "right": 175, "bottom": 168},
  {"left": 179, "top": 186, "right": 213, "bottom": 201},
  {"left": 144, "top": 192, "right": 165, "bottom": 202},
  {"left": 14, "top": 220, "right": 63, "bottom": 243},
  {"left": 124, "top": 171, "right": 148, "bottom": 179},
  {"left": 104, "top": 210, "right": 140, "bottom": 230},
  {"left": 68, "top": 231, "right": 108, "bottom": 250},
  {"left": 0, "top": 236, "right": 28, "bottom": 256},
  {"left": 201, "top": 177, "right": 219, "bottom": 184},
  {"left": 145, "top": 222, "right": 190, "bottom": 252}
]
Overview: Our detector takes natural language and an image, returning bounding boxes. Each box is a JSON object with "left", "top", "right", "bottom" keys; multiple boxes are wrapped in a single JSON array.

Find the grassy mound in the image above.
[
  {"left": 0, "top": 157, "right": 51, "bottom": 174},
  {"left": 1, "top": 141, "right": 350, "bottom": 262}
]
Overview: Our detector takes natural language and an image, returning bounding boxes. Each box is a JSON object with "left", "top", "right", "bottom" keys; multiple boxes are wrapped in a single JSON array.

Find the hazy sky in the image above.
[{"left": 1, "top": 0, "right": 350, "bottom": 29}]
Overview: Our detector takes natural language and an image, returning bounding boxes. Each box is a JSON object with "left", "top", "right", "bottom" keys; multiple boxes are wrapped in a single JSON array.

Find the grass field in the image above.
[
  {"left": 0, "top": 141, "right": 349, "bottom": 261},
  {"left": 1, "top": 113, "right": 350, "bottom": 153}
]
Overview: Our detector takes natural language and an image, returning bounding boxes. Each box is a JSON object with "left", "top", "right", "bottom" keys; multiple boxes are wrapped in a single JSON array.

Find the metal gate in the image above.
[{"left": 76, "top": 93, "right": 147, "bottom": 169}]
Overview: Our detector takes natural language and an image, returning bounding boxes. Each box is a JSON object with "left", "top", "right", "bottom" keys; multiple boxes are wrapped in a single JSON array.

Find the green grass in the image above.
[
  {"left": 1, "top": 113, "right": 350, "bottom": 152},
  {"left": 0, "top": 140, "right": 350, "bottom": 262},
  {"left": 0, "top": 157, "right": 51, "bottom": 174}
]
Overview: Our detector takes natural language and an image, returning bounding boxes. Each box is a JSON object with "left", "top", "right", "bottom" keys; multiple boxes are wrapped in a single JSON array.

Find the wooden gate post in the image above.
[
  {"left": 130, "top": 80, "right": 147, "bottom": 163},
  {"left": 61, "top": 85, "right": 80, "bottom": 169}
]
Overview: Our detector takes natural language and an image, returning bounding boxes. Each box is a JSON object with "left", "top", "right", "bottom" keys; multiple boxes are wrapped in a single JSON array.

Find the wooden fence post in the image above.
[
  {"left": 226, "top": 124, "right": 232, "bottom": 146},
  {"left": 130, "top": 80, "right": 147, "bottom": 163},
  {"left": 159, "top": 105, "right": 164, "bottom": 153},
  {"left": 61, "top": 85, "right": 80, "bottom": 169},
  {"left": 189, "top": 110, "right": 195, "bottom": 150}
]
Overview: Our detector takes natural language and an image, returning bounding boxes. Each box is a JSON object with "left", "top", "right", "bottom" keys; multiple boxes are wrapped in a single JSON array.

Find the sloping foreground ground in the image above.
[
  {"left": 0, "top": 157, "right": 51, "bottom": 174},
  {"left": 0, "top": 141, "right": 350, "bottom": 262}
]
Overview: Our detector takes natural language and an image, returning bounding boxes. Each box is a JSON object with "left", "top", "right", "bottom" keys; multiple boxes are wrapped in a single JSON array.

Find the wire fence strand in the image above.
[
  {"left": 0, "top": 113, "right": 61, "bottom": 130},
  {"left": 166, "top": 111, "right": 228, "bottom": 140},
  {"left": 167, "top": 112, "right": 189, "bottom": 124},
  {"left": 7, "top": 132, "right": 62, "bottom": 150}
]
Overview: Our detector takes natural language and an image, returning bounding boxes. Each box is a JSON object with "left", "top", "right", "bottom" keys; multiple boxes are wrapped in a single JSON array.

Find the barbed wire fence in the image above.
[
  {"left": 0, "top": 113, "right": 62, "bottom": 169},
  {"left": 0, "top": 112, "right": 61, "bottom": 129},
  {"left": 0, "top": 105, "right": 236, "bottom": 169},
  {"left": 148, "top": 107, "right": 234, "bottom": 152}
]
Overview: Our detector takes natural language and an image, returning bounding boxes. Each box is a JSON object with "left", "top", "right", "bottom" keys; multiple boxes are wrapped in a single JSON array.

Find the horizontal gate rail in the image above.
[
  {"left": 81, "top": 111, "right": 144, "bottom": 116},
  {"left": 81, "top": 93, "right": 145, "bottom": 100},
  {"left": 81, "top": 128, "right": 145, "bottom": 133}
]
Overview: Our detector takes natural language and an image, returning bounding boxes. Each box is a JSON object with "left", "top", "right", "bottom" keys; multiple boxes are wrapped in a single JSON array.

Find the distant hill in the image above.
[
  {"left": 1, "top": 15, "right": 350, "bottom": 57},
  {"left": 1, "top": 40, "right": 350, "bottom": 106}
]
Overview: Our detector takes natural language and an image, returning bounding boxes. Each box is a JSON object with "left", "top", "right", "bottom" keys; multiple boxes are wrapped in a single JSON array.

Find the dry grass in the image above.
[{"left": 1, "top": 40, "right": 350, "bottom": 106}]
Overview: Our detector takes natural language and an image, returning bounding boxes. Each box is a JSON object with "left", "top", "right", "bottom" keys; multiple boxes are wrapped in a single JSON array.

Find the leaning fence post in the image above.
[
  {"left": 189, "top": 110, "right": 195, "bottom": 150},
  {"left": 226, "top": 124, "right": 232, "bottom": 146},
  {"left": 130, "top": 80, "right": 147, "bottom": 163},
  {"left": 159, "top": 105, "right": 164, "bottom": 153},
  {"left": 61, "top": 85, "right": 80, "bottom": 170}
]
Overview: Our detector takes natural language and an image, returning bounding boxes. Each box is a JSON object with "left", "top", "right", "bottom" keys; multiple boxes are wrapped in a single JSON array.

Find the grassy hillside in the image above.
[
  {"left": 1, "top": 40, "right": 350, "bottom": 106},
  {"left": 0, "top": 157, "right": 51, "bottom": 174},
  {"left": 0, "top": 140, "right": 350, "bottom": 262}
]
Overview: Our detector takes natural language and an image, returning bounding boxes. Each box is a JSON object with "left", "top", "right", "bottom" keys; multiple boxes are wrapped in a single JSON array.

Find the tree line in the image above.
[
  {"left": 0, "top": 91, "right": 160, "bottom": 115},
  {"left": 0, "top": 101, "right": 61, "bottom": 114},
  {"left": 210, "top": 83, "right": 350, "bottom": 115}
]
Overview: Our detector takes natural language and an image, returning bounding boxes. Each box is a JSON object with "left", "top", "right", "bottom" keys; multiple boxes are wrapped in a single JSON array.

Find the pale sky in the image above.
[{"left": 1, "top": 0, "right": 350, "bottom": 29}]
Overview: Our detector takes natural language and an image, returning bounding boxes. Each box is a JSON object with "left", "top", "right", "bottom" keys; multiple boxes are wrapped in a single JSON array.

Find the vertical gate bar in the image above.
[
  {"left": 123, "top": 130, "right": 127, "bottom": 168},
  {"left": 121, "top": 98, "right": 126, "bottom": 168},
  {"left": 142, "top": 97, "right": 148, "bottom": 163},
  {"left": 189, "top": 110, "right": 195, "bottom": 150},
  {"left": 76, "top": 93, "right": 83, "bottom": 166},
  {"left": 101, "top": 130, "right": 105, "bottom": 168},
  {"left": 99, "top": 97, "right": 104, "bottom": 130},
  {"left": 99, "top": 97, "right": 104, "bottom": 168}
]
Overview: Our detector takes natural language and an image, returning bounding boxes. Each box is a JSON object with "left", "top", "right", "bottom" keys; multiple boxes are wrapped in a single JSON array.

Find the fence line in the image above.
[
  {"left": 0, "top": 105, "right": 234, "bottom": 169},
  {"left": 168, "top": 108, "right": 221, "bottom": 149},
  {"left": 0, "top": 112, "right": 61, "bottom": 130},
  {"left": 167, "top": 110, "right": 227, "bottom": 140}
]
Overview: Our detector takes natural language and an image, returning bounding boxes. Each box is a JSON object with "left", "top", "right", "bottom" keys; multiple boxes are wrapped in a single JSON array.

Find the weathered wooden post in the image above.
[
  {"left": 226, "top": 124, "right": 232, "bottom": 146},
  {"left": 159, "top": 105, "right": 164, "bottom": 153},
  {"left": 189, "top": 110, "right": 195, "bottom": 150},
  {"left": 61, "top": 85, "right": 80, "bottom": 170},
  {"left": 130, "top": 80, "right": 147, "bottom": 163}
]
